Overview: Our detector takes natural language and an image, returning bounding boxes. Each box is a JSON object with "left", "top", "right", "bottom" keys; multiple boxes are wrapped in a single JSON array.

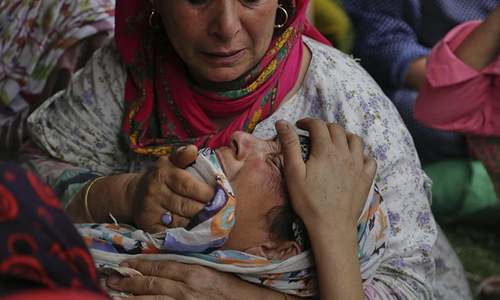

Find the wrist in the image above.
[
  {"left": 123, "top": 172, "right": 143, "bottom": 221},
  {"left": 308, "top": 224, "right": 357, "bottom": 246},
  {"left": 309, "top": 227, "right": 362, "bottom": 300},
  {"left": 90, "top": 173, "right": 141, "bottom": 223},
  {"left": 304, "top": 215, "right": 357, "bottom": 239}
]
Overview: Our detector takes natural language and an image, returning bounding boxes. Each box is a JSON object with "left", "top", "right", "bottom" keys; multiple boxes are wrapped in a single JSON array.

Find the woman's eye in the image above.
[
  {"left": 187, "top": 0, "right": 208, "bottom": 5},
  {"left": 241, "top": 0, "right": 263, "bottom": 7}
]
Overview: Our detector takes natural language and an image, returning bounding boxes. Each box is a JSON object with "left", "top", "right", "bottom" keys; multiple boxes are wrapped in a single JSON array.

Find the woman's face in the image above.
[{"left": 156, "top": 0, "right": 279, "bottom": 85}]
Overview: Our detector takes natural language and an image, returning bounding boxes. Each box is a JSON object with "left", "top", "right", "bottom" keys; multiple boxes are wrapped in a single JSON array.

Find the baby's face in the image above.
[{"left": 215, "top": 132, "right": 287, "bottom": 252}]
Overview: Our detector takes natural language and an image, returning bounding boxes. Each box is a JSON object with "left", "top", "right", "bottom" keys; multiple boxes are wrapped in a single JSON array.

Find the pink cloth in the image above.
[
  {"left": 414, "top": 21, "right": 500, "bottom": 137},
  {"left": 4, "top": 290, "right": 109, "bottom": 300}
]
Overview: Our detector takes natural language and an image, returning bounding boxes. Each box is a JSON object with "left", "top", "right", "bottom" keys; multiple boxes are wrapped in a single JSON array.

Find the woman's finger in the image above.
[
  {"left": 122, "top": 259, "right": 187, "bottom": 280},
  {"left": 160, "top": 191, "right": 205, "bottom": 218},
  {"left": 295, "top": 118, "right": 331, "bottom": 156},
  {"left": 275, "top": 120, "right": 306, "bottom": 183},
  {"left": 107, "top": 275, "right": 182, "bottom": 298},
  {"left": 327, "top": 123, "right": 350, "bottom": 153},
  {"left": 165, "top": 168, "right": 214, "bottom": 203},
  {"left": 146, "top": 213, "right": 190, "bottom": 231},
  {"left": 167, "top": 213, "right": 190, "bottom": 228},
  {"left": 346, "top": 132, "right": 365, "bottom": 168},
  {"left": 363, "top": 155, "right": 377, "bottom": 181},
  {"left": 170, "top": 144, "right": 198, "bottom": 168}
]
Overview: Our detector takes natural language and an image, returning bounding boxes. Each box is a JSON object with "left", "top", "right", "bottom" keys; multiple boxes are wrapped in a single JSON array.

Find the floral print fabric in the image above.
[
  {"left": 0, "top": 0, "right": 115, "bottom": 152},
  {"left": 0, "top": 0, "right": 115, "bottom": 107},
  {"left": 26, "top": 37, "right": 471, "bottom": 299}
]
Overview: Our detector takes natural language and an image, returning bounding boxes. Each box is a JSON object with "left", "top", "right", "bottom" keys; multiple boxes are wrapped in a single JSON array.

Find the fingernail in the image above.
[
  {"left": 108, "top": 276, "right": 119, "bottom": 284},
  {"left": 177, "top": 146, "right": 187, "bottom": 152},
  {"left": 161, "top": 212, "right": 172, "bottom": 225}
]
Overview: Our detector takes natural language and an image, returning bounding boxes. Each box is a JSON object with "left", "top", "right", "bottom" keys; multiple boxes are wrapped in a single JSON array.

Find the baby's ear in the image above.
[{"left": 244, "top": 241, "right": 301, "bottom": 260}]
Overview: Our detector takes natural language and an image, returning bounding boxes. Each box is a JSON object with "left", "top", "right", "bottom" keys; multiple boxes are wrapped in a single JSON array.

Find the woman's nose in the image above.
[{"left": 209, "top": 1, "right": 241, "bottom": 42}]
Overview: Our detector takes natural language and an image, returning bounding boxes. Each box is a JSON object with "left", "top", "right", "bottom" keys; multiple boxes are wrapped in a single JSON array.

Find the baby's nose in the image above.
[{"left": 230, "top": 131, "right": 258, "bottom": 160}]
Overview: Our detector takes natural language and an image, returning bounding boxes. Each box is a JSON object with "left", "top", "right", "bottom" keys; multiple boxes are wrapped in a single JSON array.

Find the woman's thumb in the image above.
[{"left": 170, "top": 145, "right": 198, "bottom": 168}]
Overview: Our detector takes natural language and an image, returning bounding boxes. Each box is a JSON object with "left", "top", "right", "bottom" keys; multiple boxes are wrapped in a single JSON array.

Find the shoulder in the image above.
[
  {"left": 27, "top": 38, "right": 129, "bottom": 174},
  {"left": 29, "top": 38, "right": 127, "bottom": 125},
  {"left": 301, "top": 37, "right": 392, "bottom": 114},
  {"left": 303, "top": 37, "right": 382, "bottom": 89}
]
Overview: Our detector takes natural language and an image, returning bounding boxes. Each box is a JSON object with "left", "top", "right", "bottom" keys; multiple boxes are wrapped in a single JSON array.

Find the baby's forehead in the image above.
[{"left": 266, "top": 135, "right": 310, "bottom": 161}]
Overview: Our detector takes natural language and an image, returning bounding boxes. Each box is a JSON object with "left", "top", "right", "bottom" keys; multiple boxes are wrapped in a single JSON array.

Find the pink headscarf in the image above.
[{"left": 116, "top": 0, "right": 330, "bottom": 156}]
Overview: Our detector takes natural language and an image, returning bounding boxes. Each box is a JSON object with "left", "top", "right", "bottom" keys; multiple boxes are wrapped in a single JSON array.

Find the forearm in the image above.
[
  {"left": 404, "top": 57, "right": 428, "bottom": 91},
  {"left": 455, "top": 5, "right": 500, "bottom": 70},
  {"left": 308, "top": 226, "right": 363, "bottom": 300},
  {"left": 66, "top": 173, "right": 140, "bottom": 223}
]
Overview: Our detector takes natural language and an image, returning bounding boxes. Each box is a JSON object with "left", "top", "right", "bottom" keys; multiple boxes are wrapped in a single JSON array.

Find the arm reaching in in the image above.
[
  {"left": 415, "top": 4, "right": 500, "bottom": 136},
  {"left": 276, "top": 118, "right": 377, "bottom": 300},
  {"left": 67, "top": 145, "right": 215, "bottom": 233},
  {"left": 454, "top": 4, "right": 500, "bottom": 70},
  {"left": 107, "top": 260, "right": 303, "bottom": 300}
]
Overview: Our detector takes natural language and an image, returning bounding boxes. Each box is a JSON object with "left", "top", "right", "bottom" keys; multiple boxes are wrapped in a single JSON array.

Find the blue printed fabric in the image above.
[{"left": 342, "top": 0, "right": 498, "bottom": 90}]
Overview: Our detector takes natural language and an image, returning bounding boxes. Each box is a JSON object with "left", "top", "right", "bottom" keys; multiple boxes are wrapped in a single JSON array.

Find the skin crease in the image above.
[
  {"left": 216, "top": 132, "right": 299, "bottom": 258},
  {"left": 156, "top": 0, "right": 278, "bottom": 87}
]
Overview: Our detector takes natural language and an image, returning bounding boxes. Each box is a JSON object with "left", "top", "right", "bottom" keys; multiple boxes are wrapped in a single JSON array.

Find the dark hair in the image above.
[{"left": 268, "top": 202, "right": 310, "bottom": 250}]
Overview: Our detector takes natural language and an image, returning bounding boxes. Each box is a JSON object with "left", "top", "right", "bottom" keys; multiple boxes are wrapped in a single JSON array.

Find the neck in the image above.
[{"left": 188, "top": 63, "right": 259, "bottom": 93}]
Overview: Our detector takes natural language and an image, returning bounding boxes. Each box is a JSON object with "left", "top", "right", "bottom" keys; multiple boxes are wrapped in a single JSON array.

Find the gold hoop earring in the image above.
[
  {"left": 274, "top": 4, "right": 289, "bottom": 29},
  {"left": 149, "top": 9, "right": 161, "bottom": 29}
]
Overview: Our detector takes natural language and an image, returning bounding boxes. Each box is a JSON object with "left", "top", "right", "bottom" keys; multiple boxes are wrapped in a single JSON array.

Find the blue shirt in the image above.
[{"left": 343, "top": 0, "right": 498, "bottom": 90}]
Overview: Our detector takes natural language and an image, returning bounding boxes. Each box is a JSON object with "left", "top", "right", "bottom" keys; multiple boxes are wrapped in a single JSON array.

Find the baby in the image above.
[{"left": 77, "top": 132, "right": 388, "bottom": 297}]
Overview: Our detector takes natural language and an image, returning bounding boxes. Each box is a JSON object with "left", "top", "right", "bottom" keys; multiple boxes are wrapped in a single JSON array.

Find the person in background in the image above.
[
  {"left": 0, "top": 0, "right": 115, "bottom": 154},
  {"left": 415, "top": 5, "right": 500, "bottom": 298},
  {"left": 342, "top": 0, "right": 498, "bottom": 164},
  {"left": 415, "top": 3, "right": 500, "bottom": 194},
  {"left": 311, "top": 0, "right": 354, "bottom": 53},
  {"left": 343, "top": 0, "right": 500, "bottom": 226}
]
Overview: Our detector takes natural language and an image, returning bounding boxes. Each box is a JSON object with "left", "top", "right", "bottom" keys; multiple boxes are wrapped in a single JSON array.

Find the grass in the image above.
[{"left": 443, "top": 223, "right": 500, "bottom": 299}]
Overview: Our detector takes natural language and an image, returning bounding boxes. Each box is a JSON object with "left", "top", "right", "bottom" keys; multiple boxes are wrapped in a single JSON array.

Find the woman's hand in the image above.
[
  {"left": 128, "top": 145, "right": 215, "bottom": 233},
  {"left": 67, "top": 145, "right": 214, "bottom": 232},
  {"left": 276, "top": 118, "right": 373, "bottom": 300},
  {"left": 106, "top": 259, "right": 286, "bottom": 300},
  {"left": 276, "top": 118, "right": 376, "bottom": 232}
]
